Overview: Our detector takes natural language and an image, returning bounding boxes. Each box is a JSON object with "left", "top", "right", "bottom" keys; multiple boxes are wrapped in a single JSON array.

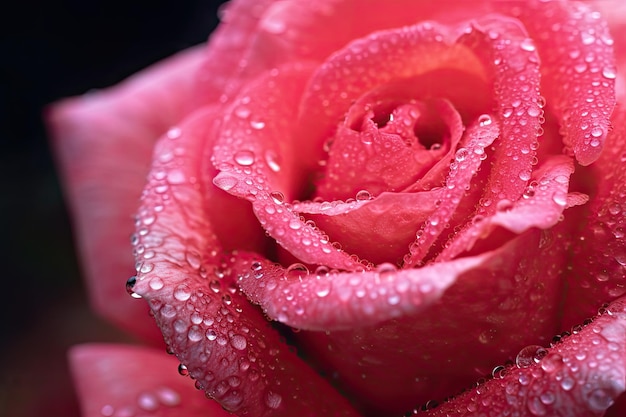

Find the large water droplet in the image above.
[
  {"left": 478, "top": 114, "right": 492, "bottom": 126},
  {"left": 516, "top": 345, "right": 547, "bottom": 368},
  {"left": 230, "top": 334, "right": 247, "bottom": 350},
  {"left": 234, "top": 150, "right": 255, "bottom": 166},
  {"left": 174, "top": 284, "right": 191, "bottom": 301},
  {"left": 602, "top": 66, "right": 617, "bottom": 80},
  {"left": 126, "top": 276, "right": 142, "bottom": 299},
  {"left": 213, "top": 173, "right": 239, "bottom": 191},
  {"left": 286, "top": 263, "right": 309, "bottom": 279}
]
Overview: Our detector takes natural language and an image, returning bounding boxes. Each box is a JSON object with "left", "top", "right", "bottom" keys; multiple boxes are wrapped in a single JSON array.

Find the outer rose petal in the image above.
[
  {"left": 212, "top": 64, "right": 363, "bottom": 270},
  {"left": 422, "top": 297, "right": 626, "bottom": 417},
  {"left": 131, "top": 107, "right": 361, "bottom": 417},
  {"left": 236, "top": 228, "right": 567, "bottom": 415},
  {"left": 46, "top": 46, "right": 207, "bottom": 343},
  {"left": 495, "top": 0, "right": 617, "bottom": 166},
  {"left": 69, "top": 344, "right": 232, "bottom": 417}
]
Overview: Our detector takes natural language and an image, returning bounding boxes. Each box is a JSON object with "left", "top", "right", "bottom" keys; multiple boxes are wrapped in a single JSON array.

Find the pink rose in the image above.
[{"left": 48, "top": 0, "right": 626, "bottom": 416}]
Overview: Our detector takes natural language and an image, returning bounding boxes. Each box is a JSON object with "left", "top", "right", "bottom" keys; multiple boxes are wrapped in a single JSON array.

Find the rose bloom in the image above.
[{"left": 47, "top": 0, "right": 626, "bottom": 416}]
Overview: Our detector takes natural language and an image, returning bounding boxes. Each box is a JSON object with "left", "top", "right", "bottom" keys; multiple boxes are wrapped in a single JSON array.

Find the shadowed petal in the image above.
[
  {"left": 69, "top": 344, "right": 232, "bottom": 417},
  {"left": 46, "top": 46, "right": 208, "bottom": 343}
]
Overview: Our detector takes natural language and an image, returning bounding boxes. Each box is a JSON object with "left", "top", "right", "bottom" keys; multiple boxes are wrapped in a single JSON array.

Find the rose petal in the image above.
[
  {"left": 294, "top": 191, "right": 443, "bottom": 266},
  {"left": 403, "top": 113, "right": 499, "bottom": 267},
  {"left": 46, "top": 46, "right": 207, "bottom": 343},
  {"left": 297, "top": 20, "right": 488, "bottom": 173},
  {"left": 439, "top": 155, "right": 583, "bottom": 261},
  {"left": 316, "top": 94, "right": 467, "bottom": 201},
  {"left": 211, "top": 64, "right": 363, "bottom": 270},
  {"left": 235, "top": 250, "right": 481, "bottom": 331},
  {"left": 193, "top": 0, "right": 277, "bottom": 107},
  {"left": 285, "top": 229, "right": 568, "bottom": 415},
  {"left": 458, "top": 15, "right": 543, "bottom": 215},
  {"left": 421, "top": 296, "right": 626, "bottom": 417},
  {"left": 564, "top": 109, "right": 626, "bottom": 329},
  {"left": 496, "top": 0, "right": 617, "bottom": 166},
  {"left": 132, "top": 107, "right": 361, "bottom": 416},
  {"left": 69, "top": 343, "right": 231, "bottom": 417}
]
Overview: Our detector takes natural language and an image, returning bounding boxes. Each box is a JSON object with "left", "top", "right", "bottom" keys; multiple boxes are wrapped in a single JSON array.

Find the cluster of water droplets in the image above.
[
  {"left": 406, "top": 301, "right": 625, "bottom": 416},
  {"left": 98, "top": 386, "right": 181, "bottom": 417}
]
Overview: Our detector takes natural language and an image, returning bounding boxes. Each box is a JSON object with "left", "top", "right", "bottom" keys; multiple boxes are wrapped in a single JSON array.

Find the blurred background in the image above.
[{"left": 1, "top": 1, "right": 226, "bottom": 416}]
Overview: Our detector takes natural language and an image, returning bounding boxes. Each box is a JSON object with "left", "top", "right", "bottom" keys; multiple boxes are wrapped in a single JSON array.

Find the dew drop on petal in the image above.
[
  {"left": 602, "top": 66, "right": 617, "bottom": 80},
  {"left": 155, "top": 387, "right": 181, "bottom": 406},
  {"left": 234, "top": 150, "right": 255, "bottom": 166},
  {"left": 265, "top": 390, "right": 282, "bottom": 409},
  {"left": 270, "top": 191, "right": 285, "bottom": 204},
  {"left": 516, "top": 345, "right": 547, "bottom": 368},
  {"left": 174, "top": 284, "right": 191, "bottom": 301},
  {"left": 137, "top": 392, "right": 159, "bottom": 411},
  {"left": 126, "top": 276, "right": 142, "bottom": 299},
  {"left": 213, "top": 173, "right": 239, "bottom": 191},
  {"left": 478, "top": 114, "right": 492, "bottom": 126},
  {"left": 356, "top": 190, "right": 372, "bottom": 201},
  {"left": 230, "top": 334, "right": 248, "bottom": 350},
  {"left": 178, "top": 363, "right": 189, "bottom": 376}
]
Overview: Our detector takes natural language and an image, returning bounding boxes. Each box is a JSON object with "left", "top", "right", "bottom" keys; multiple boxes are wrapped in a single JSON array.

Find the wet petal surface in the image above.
[
  {"left": 131, "top": 106, "right": 361, "bottom": 417},
  {"left": 69, "top": 344, "right": 231, "bottom": 417},
  {"left": 46, "top": 46, "right": 207, "bottom": 343},
  {"left": 421, "top": 296, "right": 626, "bottom": 417}
]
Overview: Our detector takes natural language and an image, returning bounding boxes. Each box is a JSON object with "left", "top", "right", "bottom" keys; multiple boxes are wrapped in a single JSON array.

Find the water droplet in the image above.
[
  {"left": 178, "top": 363, "right": 189, "bottom": 376},
  {"left": 560, "top": 376, "right": 575, "bottom": 391},
  {"left": 590, "top": 126, "right": 604, "bottom": 138},
  {"left": 138, "top": 392, "right": 159, "bottom": 411},
  {"left": 126, "top": 276, "right": 142, "bottom": 298},
  {"left": 540, "top": 353, "right": 562, "bottom": 373},
  {"left": 455, "top": 148, "right": 469, "bottom": 162},
  {"left": 149, "top": 277, "right": 164, "bottom": 291},
  {"left": 209, "top": 280, "right": 221, "bottom": 293},
  {"left": 286, "top": 263, "right": 309, "bottom": 279},
  {"left": 100, "top": 405, "right": 115, "bottom": 416},
  {"left": 188, "top": 326, "right": 203, "bottom": 342},
  {"left": 186, "top": 251, "right": 202, "bottom": 269},
  {"left": 552, "top": 192, "right": 567, "bottom": 207},
  {"left": 250, "top": 120, "right": 266, "bottom": 130},
  {"left": 140, "top": 262, "right": 154, "bottom": 273},
  {"left": 264, "top": 150, "right": 281, "bottom": 172},
  {"left": 497, "top": 199, "right": 514, "bottom": 212},
  {"left": 516, "top": 345, "right": 547, "bottom": 368},
  {"left": 269, "top": 191, "right": 285, "bottom": 204},
  {"left": 167, "top": 127, "right": 181, "bottom": 140},
  {"left": 167, "top": 169, "right": 186, "bottom": 184},
  {"left": 213, "top": 173, "right": 239, "bottom": 191},
  {"left": 602, "top": 66, "right": 617, "bottom": 80},
  {"left": 206, "top": 329, "right": 218, "bottom": 341},
  {"left": 265, "top": 390, "right": 282, "bottom": 409},
  {"left": 174, "top": 284, "right": 191, "bottom": 301},
  {"left": 478, "top": 114, "right": 492, "bottom": 126},
  {"left": 581, "top": 32, "right": 596, "bottom": 45},
  {"left": 355, "top": 190, "right": 372, "bottom": 201},
  {"left": 230, "top": 334, "right": 247, "bottom": 350},
  {"left": 234, "top": 150, "right": 255, "bottom": 166},
  {"left": 520, "top": 38, "right": 536, "bottom": 52},
  {"left": 155, "top": 387, "right": 181, "bottom": 406}
]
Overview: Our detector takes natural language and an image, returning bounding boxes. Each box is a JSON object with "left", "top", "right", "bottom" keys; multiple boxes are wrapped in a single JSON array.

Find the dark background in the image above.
[{"left": 1, "top": 1, "right": 227, "bottom": 416}]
